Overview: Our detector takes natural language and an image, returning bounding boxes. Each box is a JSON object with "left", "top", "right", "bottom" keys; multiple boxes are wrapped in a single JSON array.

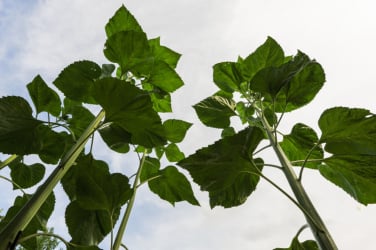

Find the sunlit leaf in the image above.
[
  {"left": 149, "top": 37, "right": 181, "bottom": 68},
  {"left": 193, "top": 95, "right": 236, "bottom": 128},
  {"left": 242, "top": 36, "right": 285, "bottom": 81},
  {"left": 213, "top": 61, "right": 243, "bottom": 93},
  {"left": 178, "top": 127, "right": 265, "bottom": 208},
  {"left": 27, "top": 75, "right": 61, "bottom": 116},
  {"left": 165, "top": 143, "right": 185, "bottom": 162},
  {"left": 163, "top": 119, "right": 192, "bottom": 143},
  {"left": 280, "top": 123, "right": 323, "bottom": 169},
  {"left": 105, "top": 5, "right": 143, "bottom": 38}
]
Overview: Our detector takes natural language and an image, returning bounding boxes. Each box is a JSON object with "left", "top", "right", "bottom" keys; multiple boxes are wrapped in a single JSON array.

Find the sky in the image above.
[{"left": 0, "top": 0, "right": 376, "bottom": 249}]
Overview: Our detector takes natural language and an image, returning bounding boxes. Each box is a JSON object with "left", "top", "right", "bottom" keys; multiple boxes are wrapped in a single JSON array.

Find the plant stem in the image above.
[
  {"left": 112, "top": 150, "right": 147, "bottom": 250},
  {"left": 257, "top": 109, "right": 338, "bottom": 250},
  {"left": 0, "top": 154, "right": 18, "bottom": 170},
  {"left": 0, "top": 109, "right": 105, "bottom": 250}
]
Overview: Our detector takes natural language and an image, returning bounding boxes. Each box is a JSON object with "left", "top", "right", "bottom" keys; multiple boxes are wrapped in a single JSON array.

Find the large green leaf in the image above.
[
  {"left": 250, "top": 52, "right": 324, "bottom": 112},
  {"left": 280, "top": 123, "right": 323, "bottom": 169},
  {"left": 149, "top": 37, "right": 181, "bottom": 68},
  {"left": 103, "top": 31, "right": 151, "bottom": 73},
  {"left": 163, "top": 119, "right": 192, "bottom": 143},
  {"left": 0, "top": 193, "right": 55, "bottom": 249},
  {"left": 62, "top": 99, "right": 95, "bottom": 138},
  {"left": 53, "top": 61, "right": 101, "bottom": 104},
  {"left": 65, "top": 200, "right": 116, "bottom": 246},
  {"left": 92, "top": 77, "right": 166, "bottom": 147},
  {"left": 242, "top": 36, "right": 285, "bottom": 81},
  {"left": 164, "top": 143, "right": 185, "bottom": 162},
  {"left": 178, "top": 127, "right": 265, "bottom": 208},
  {"left": 213, "top": 61, "right": 243, "bottom": 93},
  {"left": 193, "top": 95, "right": 236, "bottom": 128},
  {"left": 319, "top": 107, "right": 376, "bottom": 155},
  {"left": 9, "top": 161, "right": 45, "bottom": 189},
  {"left": 105, "top": 5, "right": 143, "bottom": 38},
  {"left": 27, "top": 75, "right": 61, "bottom": 117},
  {"left": 319, "top": 155, "right": 376, "bottom": 205},
  {"left": 98, "top": 123, "right": 131, "bottom": 153},
  {"left": 62, "top": 154, "right": 132, "bottom": 211},
  {"left": 0, "top": 96, "right": 43, "bottom": 155},
  {"left": 37, "top": 126, "right": 71, "bottom": 164}
]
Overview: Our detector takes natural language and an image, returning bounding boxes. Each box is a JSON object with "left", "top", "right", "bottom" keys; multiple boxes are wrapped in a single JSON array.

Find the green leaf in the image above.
[
  {"left": 149, "top": 37, "right": 181, "bottom": 68},
  {"left": 105, "top": 5, "right": 143, "bottom": 38},
  {"left": 0, "top": 96, "right": 43, "bottom": 155},
  {"left": 9, "top": 161, "right": 45, "bottom": 189},
  {"left": 274, "top": 238, "right": 319, "bottom": 250},
  {"left": 37, "top": 126, "right": 71, "bottom": 164},
  {"left": 140, "top": 156, "right": 160, "bottom": 183},
  {"left": 193, "top": 95, "right": 236, "bottom": 128},
  {"left": 53, "top": 61, "right": 101, "bottom": 104},
  {"left": 0, "top": 193, "right": 55, "bottom": 250},
  {"left": 163, "top": 119, "right": 192, "bottom": 143},
  {"left": 65, "top": 200, "right": 116, "bottom": 246},
  {"left": 221, "top": 127, "right": 236, "bottom": 138},
  {"left": 319, "top": 155, "right": 376, "bottom": 205},
  {"left": 143, "top": 60, "right": 184, "bottom": 93},
  {"left": 242, "top": 36, "right": 285, "bottom": 81},
  {"left": 63, "top": 101, "right": 95, "bottom": 138},
  {"left": 280, "top": 123, "right": 323, "bottom": 169},
  {"left": 62, "top": 154, "right": 132, "bottom": 211},
  {"left": 100, "top": 64, "right": 116, "bottom": 78},
  {"left": 165, "top": 143, "right": 185, "bottom": 162},
  {"left": 150, "top": 91, "right": 172, "bottom": 112},
  {"left": 92, "top": 77, "right": 166, "bottom": 147},
  {"left": 98, "top": 123, "right": 131, "bottom": 153},
  {"left": 27, "top": 75, "right": 61, "bottom": 116},
  {"left": 178, "top": 127, "right": 265, "bottom": 208},
  {"left": 103, "top": 31, "right": 151, "bottom": 73},
  {"left": 319, "top": 107, "right": 376, "bottom": 155},
  {"left": 236, "top": 101, "right": 254, "bottom": 124},
  {"left": 148, "top": 166, "right": 199, "bottom": 206},
  {"left": 213, "top": 61, "right": 243, "bottom": 93}
]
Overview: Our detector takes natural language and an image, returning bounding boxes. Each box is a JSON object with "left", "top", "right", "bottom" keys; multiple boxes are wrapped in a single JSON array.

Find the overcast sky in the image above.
[{"left": 1, "top": 0, "right": 376, "bottom": 249}]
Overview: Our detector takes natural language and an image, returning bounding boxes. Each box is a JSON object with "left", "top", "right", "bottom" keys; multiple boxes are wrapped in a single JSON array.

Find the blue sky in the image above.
[{"left": 1, "top": 0, "right": 376, "bottom": 249}]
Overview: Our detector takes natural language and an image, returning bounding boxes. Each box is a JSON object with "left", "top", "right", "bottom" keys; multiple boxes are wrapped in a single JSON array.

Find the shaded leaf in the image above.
[
  {"left": 178, "top": 127, "right": 265, "bottom": 208},
  {"left": 148, "top": 166, "right": 199, "bottom": 206},
  {"left": 163, "top": 119, "right": 192, "bottom": 143},
  {"left": 280, "top": 123, "right": 323, "bottom": 169},
  {"left": 140, "top": 156, "right": 160, "bottom": 183},
  {"left": 100, "top": 64, "right": 116, "bottom": 78},
  {"left": 193, "top": 95, "right": 236, "bottom": 128},
  {"left": 274, "top": 237, "right": 319, "bottom": 250},
  {"left": 99, "top": 123, "right": 131, "bottom": 153},
  {"left": 319, "top": 155, "right": 376, "bottom": 205},
  {"left": 53, "top": 61, "right": 101, "bottom": 104},
  {"left": 105, "top": 5, "right": 143, "bottom": 38},
  {"left": 92, "top": 77, "right": 166, "bottom": 147},
  {"left": 37, "top": 126, "right": 71, "bottom": 164},
  {"left": 9, "top": 161, "right": 45, "bottom": 189},
  {"left": 27, "top": 75, "right": 61, "bottom": 116},
  {"left": 0, "top": 96, "right": 43, "bottom": 154},
  {"left": 63, "top": 102, "right": 95, "bottom": 138},
  {"left": 0, "top": 193, "right": 55, "bottom": 250},
  {"left": 319, "top": 107, "right": 376, "bottom": 155},
  {"left": 221, "top": 127, "right": 236, "bottom": 138},
  {"left": 65, "top": 201, "right": 116, "bottom": 246}
]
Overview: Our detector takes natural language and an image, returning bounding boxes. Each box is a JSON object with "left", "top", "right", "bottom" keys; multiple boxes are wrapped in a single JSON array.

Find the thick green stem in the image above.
[
  {"left": 112, "top": 150, "right": 147, "bottom": 250},
  {"left": 258, "top": 110, "right": 337, "bottom": 250},
  {"left": 0, "top": 110, "right": 105, "bottom": 250},
  {"left": 0, "top": 154, "right": 18, "bottom": 170}
]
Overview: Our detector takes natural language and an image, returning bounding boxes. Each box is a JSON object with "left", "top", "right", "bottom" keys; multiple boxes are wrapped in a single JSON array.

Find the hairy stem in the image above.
[
  {"left": 112, "top": 149, "right": 147, "bottom": 250},
  {"left": 0, "top": 110, "right": 105, "bottom": 250},
  {"left": 257, "top": 109, "right": 337, "bottom": 250}
]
